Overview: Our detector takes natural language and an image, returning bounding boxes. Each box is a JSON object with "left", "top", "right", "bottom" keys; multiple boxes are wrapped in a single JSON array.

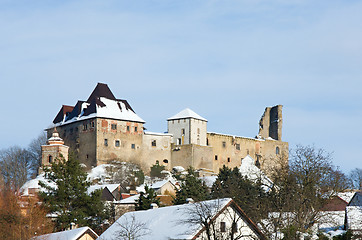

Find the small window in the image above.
[
  {"left": 220, "top": 222, "right": 226, "bottom": 232},
  {"left": 111, "top": 124, "right": 117, "bottom": 130},
  {"left": 177, "top": 138, "right": 182, "bottom": 145},
  {"left": 197, "top": 128, "right": 200, "bottom": 134},
  {"left": 48, "top": 155, "right": 53, "bottom": 163},
  {"left": 276, "top": 146, "right": 280, "bottom": 155},
  {"left": 127, "top": 126, "right": 130, "bottom": 132},
  {"left": 151, "top": 140, "right": 156, "bottom": 147},
  {"left": 104, "top": 139, "right": 108, "bottom": 146},
  {"left": 232, "top": 222, "right": 237, "bottom": 233},
  {"left": 115, "top": 140, "right": 120, "bottom": 147},
  {"left": 181, "top": 128, "right": 185, "bottom": 135},
  {"left": 86, "top": 154, "right": 89, "bottom": 159},
  {"left": 91, "top": 121, "right": 95, "bottom": 128},
  {"left": 215, "top": 155, "right": 218, "bottom": 160},
  {"left": 222, "top": 141, "right": 226, "bottom": 148},
  {"left": 131, "top": 144, "right": 135, "bottom": 149},
  {"left": 236, "top": 144, "right": 240, "bottom": 150},
  {"left": 206, "top": 138, "right": 209, "bottom": 146},
  {"left": 228, "top": 157, "right": 231, "bottom": 163},
  {"left": 163, "top": 159, "right": 168, "bottom": 164},
  {"left": 134, "top": 127, "right": 138, "bottom": 132},
  {"left": 83, "top": 124, "right": 88, "bottom": 131}
]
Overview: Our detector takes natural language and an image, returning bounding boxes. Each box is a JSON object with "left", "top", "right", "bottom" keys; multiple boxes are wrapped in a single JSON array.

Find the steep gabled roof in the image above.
[
  {"left": 87, "top": 82, "right": 116, "bottom": 102},
  {"left": 168, "top": 108, "right": 207, "bottom": 121},
  {"left": 51, "top": 83, "right": 145, "bottom": 126},
  {"left": 53, "top": 105, "right": 74, "bottom": 124}
]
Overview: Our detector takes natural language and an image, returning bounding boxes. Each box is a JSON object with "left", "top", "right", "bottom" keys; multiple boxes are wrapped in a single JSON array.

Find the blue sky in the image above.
[{"left": 0, "top": 0, "right": 361, "bottom": 173}]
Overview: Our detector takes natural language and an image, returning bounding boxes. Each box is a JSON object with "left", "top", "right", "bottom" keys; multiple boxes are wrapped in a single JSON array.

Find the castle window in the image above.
[
  {"left": 206, "top": 138, "right": 209, "bottom": 146},
  {"left": 236, "top": 144, "right": 240, "bottom": 150},
  {"left": 115, "top": 140, "right": 120, "bottom": 147},
  {"left": 197, "top": 128, "right": 200, "bottom": 134},
  {"left": 48, "top": 155, "right": 53, "bottom": 163},
  {"left": 83, "top": 124, "right": 88, "bottom": 131},
  {"left": 127, "top": 126, "right": 130, "bottom": 132},
  {"left": 220, "top": 222, "right": 226, "bottom": 232},
  {"left": 135, "top": 127, "right": 138, "bottom": 132},
  {"left": 163, "top": 159, "right": 168, "bottom": 164},
  {"left": 151, "top": 140, "right": 156, "bottom": 147},
  {"left": 228, "top": 157, "right": 231, "bottom": 162},
  {"left": 91, "top": 121, "right": 95, "bottom": 128},
  {"left": 131, "top": 144, "right": 135, "bottom": 149},
  {"left": 111, "top": 124, "right": 117, "bottom": 130},
  {"left": 104, "top": 139, "right": 108, "bottom": 146},
  {"left": 276, "top": 146, "right": 280, "bottom": 155},
  {"left": 177, "top": 138, "right": 181, "bottom": 145},
  {"left": 181, "top": 128, "right": 185, "bottom": 135},
  {"left": 86, "top": 154, "right": 89, "bottom": 159},
  {"left": 222, "top": 141, "right": 226, "bottom": 148},
  {"left": 215, "top": 155, "right": 218, "bottom": 160}
]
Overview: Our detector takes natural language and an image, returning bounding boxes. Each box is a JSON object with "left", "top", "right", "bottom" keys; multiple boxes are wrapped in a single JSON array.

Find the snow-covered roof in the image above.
[
  {"left": 136, "top": 179, "right": 175, "bottom": 193},
  {"left": 32, "top": 226, "right": 98, "bottom": 240},
  {"left": 98, "top": 198, "right": 232, "bottom": 240},
  {"left": 168, "top": 108, "right": 207, "bottom": 121},
  {"left": 50, "top": 83, "right": 145, "bottom": 128},
  {"left": 144, "top": 131, "right": 173, "bottom": 136},
  {"left": 239, "top": 155, "right": 274, "bottom": 192},
  {"left": 337, "top": 192, "right": 355, "bottom": 204},
  {"left": 87, "top": 184, "right": 120, "bottom": 195},
  {"left": 346, "top": 206, "right": 362, "bottom": 230},
  {"left": 20, "top": 173, "right": 56, "bottom": 196},
  {"left": 116, "top": 194, "right": 140, "bottom": 204}
]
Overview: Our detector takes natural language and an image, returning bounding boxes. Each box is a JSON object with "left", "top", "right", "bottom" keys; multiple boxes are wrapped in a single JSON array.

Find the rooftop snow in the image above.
[
  {"left": 168, "top": 108, "right": 207, "bottom": 121},
  {"left": 346, "top": 206, "right": 362, "bottom": 230},
  {"left": 32, "top": 226, "right": 97, "bottom": 240},
  {"left": 98, "top": 198, "right": 232, "bottom": 240},
  {"left": 87, "top": 184, "right": 120, "bottom": 195},
  {"left": 239, "top": 155, "right": 274, "bottom": 192}
]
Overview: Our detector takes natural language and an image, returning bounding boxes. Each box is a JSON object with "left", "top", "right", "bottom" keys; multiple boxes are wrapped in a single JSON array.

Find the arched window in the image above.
[
  {"left": 48, "top": 155, "right": 53, "bottom": 163},
  {"left": 163, "top": 159, "right": 169, "bottom": 164},
  {"left": 276, "top": 146, "right": 280, "bottom": 155}
]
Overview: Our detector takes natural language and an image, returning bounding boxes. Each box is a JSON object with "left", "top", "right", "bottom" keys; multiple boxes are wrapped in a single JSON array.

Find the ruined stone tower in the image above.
[{"left": 258, "top": 105, "right": 283, "bottom": 140}]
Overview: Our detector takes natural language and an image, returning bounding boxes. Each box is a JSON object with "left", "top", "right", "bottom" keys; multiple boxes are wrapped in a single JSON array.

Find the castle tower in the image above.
[
  {"left": 258, "top": 105, "right": 283, "bottom": 141},
  {"left": 167, "top": 108, "right": 208, "bottom": 146},
  {"left": 40, "top": 129, "right": 69, "bottom": 172}
]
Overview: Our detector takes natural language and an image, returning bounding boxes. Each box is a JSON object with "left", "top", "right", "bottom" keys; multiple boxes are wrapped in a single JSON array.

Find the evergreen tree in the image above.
[
  {"left": 211, "top": 165, "right": 267, "bottom": 222},
  {"left": 173, "top": 167, "right": 209, "bottom": 205},
  {"left": 39, "top": 154, "right": 110, "bottom": 233},
  {"left": 150, "top": 160, "right": 165, "bottom": 178},
  {"left": 135, "top": 185, "right": 160, "bottom": 210}
]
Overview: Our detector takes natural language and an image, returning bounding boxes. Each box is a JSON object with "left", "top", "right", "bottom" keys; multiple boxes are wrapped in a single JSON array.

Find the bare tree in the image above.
[
  {"left": 27, "top": 132, "right": 47, "bottom": 177},
  {"left": 114, "top": 213, "right": 151, "bottom": 240},
  {"left": 262, "top": 145, "right": 349, "bottom": 239},
  {"left": 0, "top": 146, "right": 32, "bottom": 190},
  {"left": 349, "top": 168, "right": 362, "bottom": 190},
  {"left": 181, "top": 199, "right": 263, "bottom": 240}
]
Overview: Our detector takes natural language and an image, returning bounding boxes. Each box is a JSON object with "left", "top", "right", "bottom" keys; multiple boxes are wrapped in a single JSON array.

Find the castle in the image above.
[{"left": 43, "top": 83, "right": 288, "bottom": 175}]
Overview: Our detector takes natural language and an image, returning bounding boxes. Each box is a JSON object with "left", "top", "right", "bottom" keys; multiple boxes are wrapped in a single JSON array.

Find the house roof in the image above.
[
  {"left": 136, "top": 179, "right": 176, "bottom": 193},
  {"left": 87, "top": 184, "right": 120, "bottom": 195},
  {"left": 52, "top": 83, "right": 145, "bottom": 126},
  {"left": 32, "top": 226, "right": 98, "bottom": 240},
  {"left": 99, "top": 198, "right": 266, "bottom": 240},
  {"left": 168, "top": 108, "right": 207, "bottom": 121}
]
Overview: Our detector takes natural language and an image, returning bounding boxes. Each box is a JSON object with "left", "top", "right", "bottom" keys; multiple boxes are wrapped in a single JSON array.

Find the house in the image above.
[
  {"left": 32, "top": 226, "right": 98, "bottom": 240},
  {"left": 136, "top": 179, "right": 178, "bottom": 196},
  {"left": 348, "top": 191, "right": 362, "bottom": 207},
  {"left": 345, "top": 206, "right": 362, "bottom": 237},
  {"left": 87, "top": 184, "right": 122, "bottom": 201},
  {"left": 98, "top": 198, "right": 267, "bottom": 240},
  {"left": 46, "top": 83, "right": 288, "bottom": 177}
]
